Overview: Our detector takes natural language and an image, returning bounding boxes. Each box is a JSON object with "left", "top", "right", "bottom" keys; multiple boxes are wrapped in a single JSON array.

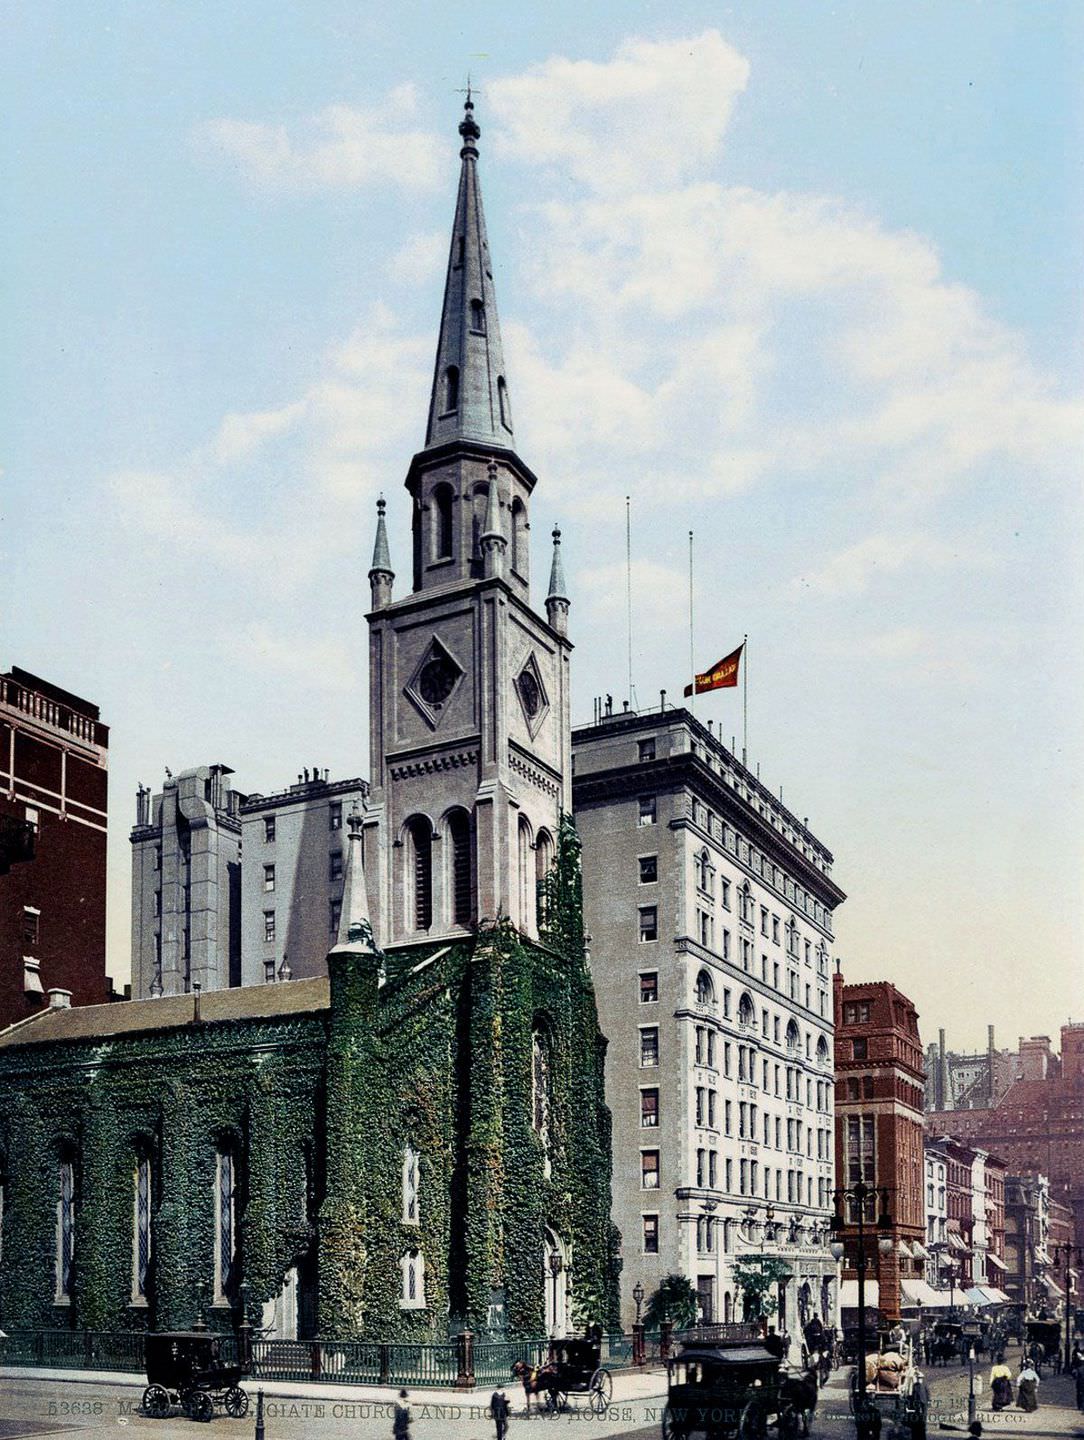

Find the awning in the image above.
[
  {"left": 988, "top": 1288, "right": 1013, "bottom": 1304},
  {"left": 840, "top": 1280, "right": 879, "bottom": 1308},
  {"left": 965, "top": 1286, "right": 1004, "bottom": 1307},
  {"left": 919, "top": 1286, "right": 955, "bottom": 1309},
  {"left": 985, "top": 1253, "right": 1007, "bottom": 1271},
  {"left": 947, "top": 1233, "right": 970, "bottom": 1253},
  {"left": 901, "top": 1279, "right": 945, "bottom": 1308},
  {"left": 898, "top": 1240, "right": 913, "bottom": 1258},
  {"left": 911, "top": 1242, "right": 930, "bottom": 1260},
  {"left": 1043, "top": 1275, "right": 1064, "bottom": 1297}
]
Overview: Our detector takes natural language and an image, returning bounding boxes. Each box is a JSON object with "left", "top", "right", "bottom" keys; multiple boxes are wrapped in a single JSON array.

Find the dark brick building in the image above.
[
  {"left": 833, "top": 968, "right": 926, "bottom": 1321},
  {"left": 0, "top": 667, "right": 109, "bottom": 1026}
]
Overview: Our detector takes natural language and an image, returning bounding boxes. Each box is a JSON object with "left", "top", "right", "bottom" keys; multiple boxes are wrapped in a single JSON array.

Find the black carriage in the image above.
[
  {"left": 141, "top": 1331, "right": 249, "bottom": 1422},
  {"left": 928, "top": 1319, "right": 963, "bottom": 1366},
  {"left": 542, "top": 1329, "right": 613, "bottom": 1414},
  {"left": 1025, "top": 1319, "right": 1062, "bottom": 1373},
  {"left": 662, "top": 1337, "right": 794, "bottom": 1440}
]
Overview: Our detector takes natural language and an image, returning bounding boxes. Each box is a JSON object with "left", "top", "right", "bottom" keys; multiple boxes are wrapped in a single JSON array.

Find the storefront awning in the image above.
[
  {"left": 947, "top": 1233, "right": 970, "bottom": 1253},
  {"left": 911, "top": 1242, "right": 930, "bottom": 1260},
  {"left": 900, "top": 1279, "right": 945, "bottom": 1308},
  {"left": 917, "top": 1285, "right": 954, "bottom": 1309},
  {"left": 1043, "top": 1275, "right": 1064, "bottom": 1297},
  {"left": 965, "top": 1286, "right": 1005, "bottom": 1307},
  {"left": 898, "top": 1240, "right": 913, "bottom": 1258},
  {"left": 840, "top": 1280, "right": 879, "bottom": 1308},
  {"left": 985, "top": 1253, "right": 1007, "bottom": 1271}
]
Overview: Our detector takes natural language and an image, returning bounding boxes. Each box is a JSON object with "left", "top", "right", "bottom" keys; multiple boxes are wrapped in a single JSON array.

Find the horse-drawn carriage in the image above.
[
  {"left": 141, "top": 1331, "right": 249, "bottom": 1422},
  {"left": 1025, "top": 1318, "right": 1062, "bottom": 1374},
  {"left": 851, "top": 1336, "right": 928, "bottom": 1440},
  {"left": 512, "top": 1327, "right": 612, "bottom": 1415},
  {"left": 662, "top": 1330, "right": 812, "bottom": 1440},
  {"left": 927, "top": 1319, "right": 964, "bottom": 1366}
]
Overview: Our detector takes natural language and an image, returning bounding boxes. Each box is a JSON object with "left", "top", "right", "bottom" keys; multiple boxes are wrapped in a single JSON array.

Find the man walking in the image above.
[
  {"left": 393, "top": 1389, "right": 413, "bottom": 1438},
  {"left": 491, "top": 1384, "right": 511, "bottom": 1439}
]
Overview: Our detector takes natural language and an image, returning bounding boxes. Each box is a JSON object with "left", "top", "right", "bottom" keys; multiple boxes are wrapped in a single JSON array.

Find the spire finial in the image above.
[
  {"left": 547, "top": 524, "right": 569, "bottom": 603},
  {"left": 370, "top": 492, "right": 392, "bottom": 575},
  {"left": 459, "top": 85, "right": 480, "bottom": 154}
]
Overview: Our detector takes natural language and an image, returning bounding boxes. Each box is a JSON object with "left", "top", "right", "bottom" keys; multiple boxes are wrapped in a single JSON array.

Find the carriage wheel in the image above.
[
  {"left": 224, "top": 1386, "right": 249, "bottom": 1419},
  {"left": 186, "top": 1390, "right": 214, "bottom": 1423},
  {"left": 739, "top": 1399, "right": 767, "bottom": 1440},
  {"left": 589, "top": 1368, "right": 613, "bottom": 1415},
  {"left": 545, "top": 1388, "right": 567, "bottom": 1414},
  {"left": 777, "top": 1402, "right": 802, "bottom": 1440},
  {"left": 661, "top": 1402, "right": 687, "bottom": 1440},
  {"left": 142, "top": 1384, "right": 171, "bottom": 1418}
]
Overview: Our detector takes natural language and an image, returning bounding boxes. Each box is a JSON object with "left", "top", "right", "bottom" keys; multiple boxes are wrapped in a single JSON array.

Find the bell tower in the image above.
[{"left": 364, "top": 96, "right": 572, "bottom": 950}]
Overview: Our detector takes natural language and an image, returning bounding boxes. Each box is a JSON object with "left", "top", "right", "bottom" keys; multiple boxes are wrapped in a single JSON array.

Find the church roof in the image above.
[
  {"left": 423, "top": 95, "right": 515, "bottom": 452},
  {"left": 0, "top": 978, "right": 330, "bottom": 1051}
]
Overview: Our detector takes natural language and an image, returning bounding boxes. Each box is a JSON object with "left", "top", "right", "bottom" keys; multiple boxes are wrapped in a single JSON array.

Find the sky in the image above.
[{"left": 3, "top": 1, "right": 1082, "bottom": 1052}]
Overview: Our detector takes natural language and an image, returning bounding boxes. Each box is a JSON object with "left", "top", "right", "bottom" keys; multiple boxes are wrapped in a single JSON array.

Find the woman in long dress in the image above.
[
  {"left": 1017, "top": 1361, "right": 1040, "bottom": 1412},
  {"left": 989, "top": 1360, "right": 1013, "bottom": 1410}
]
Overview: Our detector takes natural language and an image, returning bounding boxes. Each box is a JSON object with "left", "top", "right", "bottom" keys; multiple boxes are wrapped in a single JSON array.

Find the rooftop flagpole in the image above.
[
  {"left": 689, "top": 531, "right": 695, "bottom": 716},
  {"left": 626, "top": 496, "right": 634, "bottom": 710},
  {"left": 742, "top": 632, "right": 748, "bottom": 765}
]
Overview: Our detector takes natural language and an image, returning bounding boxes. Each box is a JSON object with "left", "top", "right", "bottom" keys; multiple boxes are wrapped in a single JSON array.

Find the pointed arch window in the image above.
[
  {"left": 498, "top": 376, "right": 511, "bottom": 430},
  {"left": 518, "top": 816, "right": 533, "bottom": 932},
  {"left": 402, "top": 1146, "right": 420, "bottom": 1225},
  {"left": 447, "top": 809, "right": 473, "bottom": 927},
  {"left": 444, "top": 365, "right": 460, "bottom": 413},
  {"left": 406, "top": 817, "right": 433, "bottom": 931},
  {"left": 132, "top": 1150, "right": 153, "bottom": 1304},
  {"left": 400, "top": 1249, "right": 425, "bottom": 1308},
  {"left": 433, "top": 484, "right": 454, "bottom": 560},
  {"left": 532, "top": 1020, "right": 554, "bottom": 1178},
  {"left": 469, "top": 298, "right": 486, "bottom": 334},
  {"left": 214, "top": 1141, "right": 239, "bottom": 1304},
  {"left": 55, "top": 1151, "right": 76, "bottom": 1304},
  {"left": 510, "top": 498, "right": 528, "bottom": 576}
]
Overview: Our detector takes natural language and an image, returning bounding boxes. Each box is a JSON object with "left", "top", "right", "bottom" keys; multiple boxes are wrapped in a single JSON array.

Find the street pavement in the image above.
[{"left": 2, "top": 1346, "right": 1083, "bottom": 1440}]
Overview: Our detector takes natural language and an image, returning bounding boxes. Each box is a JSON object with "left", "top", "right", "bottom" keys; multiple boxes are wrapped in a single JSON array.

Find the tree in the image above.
[
  {"left": 642, "top": 1273, "right": 699, "bottom": 1331},
  {"left": 732, "top": 1255, "right": 793, "bottom": 1322}
]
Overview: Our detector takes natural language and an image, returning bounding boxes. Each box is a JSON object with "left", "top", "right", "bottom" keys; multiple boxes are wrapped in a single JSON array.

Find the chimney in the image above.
[
  {"left": 47, "top": 988, "right": 72, "bottom": 1010},
  {"left": 192, "top": 981, "right": 202, "bottom": 1024}
]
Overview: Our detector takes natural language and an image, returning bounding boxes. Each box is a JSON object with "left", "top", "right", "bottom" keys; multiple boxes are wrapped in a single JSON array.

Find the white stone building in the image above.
[{"left": 572, "top": 704, "right": 845, "bottom": 1336}]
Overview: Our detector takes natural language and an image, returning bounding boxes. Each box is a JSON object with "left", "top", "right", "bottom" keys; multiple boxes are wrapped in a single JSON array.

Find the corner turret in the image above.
[
  {"left": 369, "top": 496, "right": 394, "bottom": 609},
  {"left": 546, "top": 526, "right": 570, "bottom": 637}
]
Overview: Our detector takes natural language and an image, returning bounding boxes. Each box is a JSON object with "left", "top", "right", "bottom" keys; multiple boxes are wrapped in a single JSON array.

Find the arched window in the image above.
[
  {"left": 55, "top": 1147, "right": 76, "bottom": 1304},
  {"left": 532, "top": 1020, "right": 554, "bottom": 1178},
  {"left": 510, "top": 498, "right": 527, "bottom": 575},
  {"left": 406, "top": 817, "right": 433, "bottom": 931},
  {"left": 816, "top": 1035, "right": 830, "bottom": 1067},
  {"left": 433, "top": 484, "right": 454, "bottom": 560},
  {"left": 535, "top": 828, "right": 554, "bottom": 928},
  {"left": 518, "top": 815, "right": 533, "bottom": 932},
  {"left": 402, "top": 1147, "right": 419, "bottom": 1225},
  {"left": 695, "top": 969, "right": 715, "bottom": 1005},
  {"left": 738, "top": 993, "right": 755, "bottom": 1028},
  {"left": 400, "top": 1249, "right": 425, "bottom": 1308},
  {"left": 498, "top": 376, "right": 511, "bottom": 429},
  {"left": 471, "top": 484, "right": 489, "bottom": 574},
  {"left": 785, "top": 1019, "right": 801, "bottom": 1053},
  {"left": 470, "top": 298, "right": 486, "bottom": 333},
  {"left": 214, "top": 1141, "right": 238, "bottom": 1304},
  {"left": 444, "top": 365, "right": 459, "bottom": 413},
  {"left": 446, "top": 809, "right": 473, "bottom": 927},
  {"left": 132, "top": 1145, "right": 154, "bottom": 1305}
]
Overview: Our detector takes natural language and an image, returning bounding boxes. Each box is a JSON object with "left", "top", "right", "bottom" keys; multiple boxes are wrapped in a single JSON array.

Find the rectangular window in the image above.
[
  {"left": 133, "top": 1155, "right": 152, "bottom": 1303},
  {"left": 641, "top": 1088, "right": 659, "bottom": 1127},
  {"left": 698, "top": 909, "right": 712, "bottom": 947},
  {"left": 25, "top": 805, "right": 39, "bottom": 833},
  {"left": 638, "top": 738, "right": 656, "bottom": 762},
  {"left": 723, "top": 1042, "right": 732, "bottom": 1077},
  {"left": 725, "top": 1157, "right": 732, "bottom": 1192},
  {"left": 638, "top": 906, "right": 658, "bottom": 942},
  {"left": 772, "top": 915, "right": 780, "bottom": 943},
  {"left": 264, "top": 910, "right": 275, "bottom": 943},
  {"left": 639, "top": 1028, "right": 659, "bottom": 1067},
  {"left": 720, "top": 878, "right": 731, "bottom": 909},
  {"left": 263, "top": 863, "right": 275, "bottom": 892},
  {"left": 641, "top": 1151, "right": 660, "bottom": 1189},
  {"left": 725, "top": 1099, "right": 732, "bottom": 1134},
  {"left": 264, "top": 959, "right": 275, "bottom": 983},
  {"left": 696, "top": 1087, "right": 705, "bottom": 1127},
  {"left": 639, "top": 854, "right": 658, "bottom": 883},
  {"left": 643, "top": 1214, "right": 659, "bottom": 1253},
  {"left": 264, "top": 815, "right": 276, "bottom": 842},
  {"left": 696, "top": 1148, "right": 705, "bottom": 1187},
  {"left": 22, "top": 907, "right": 40, "bottom": 946},
  {"left": 708, "top": 1151, "right": 718, "bottom": 1188},
  {"left": 329, "top": 898, "right": 342, "bottom": 940},
  {"left": 153, "top": 845, "right": 161, "bottom": 871},
  {"left": 638, "top": 795, "right": 657, "bottom": 826},
  {"left": 721, "top": 929, "right": 731, "bottom": 960},
  {"left": 640, "top": 971, "right": 658, "bottom": 1003},
  {"left": 329, "top": 850, "right": 343, "bottom": 881},
  {"left": 329, "top": 801, "right": 343, "bottom": 831},
  {"left": 55, "top": 1159, "right": 75, "bottom": 1303},
  {"left": 695, "top": 1026, "right": 704, "bottom": 1065},
  {"left": 706, "top": 1031, "right": 716, "bottom": 1068},
  {"left": 760, "top": 906, "right": 769, "bottom": 936},
  {"left": 852, "top": 1037, "right": 868, "bottom": 1060},
  {"left": 740, "top": 1159, "right": 748, "bottom": 1195}
]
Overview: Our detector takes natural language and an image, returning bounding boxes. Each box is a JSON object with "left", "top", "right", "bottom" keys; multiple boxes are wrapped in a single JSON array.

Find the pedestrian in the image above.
[
  {"left": 1016, "top": 1360, "right": 1039, "bottom": 1412},
  {"left": 490, "top": 1384, "right": 511, "bottom": 1439},
  {"left": 393, "top": 1388, "right": 413, "bottom": 1438},
  {"left": 909, "top": 1369, "right": 931, "bottom": 1440},
  {"left": 989, "top": 1359, "right": 1013, "bottom": 1410},
  {"left": 1075, "top": 1362, "right": 1084, "bottom": 1414}
]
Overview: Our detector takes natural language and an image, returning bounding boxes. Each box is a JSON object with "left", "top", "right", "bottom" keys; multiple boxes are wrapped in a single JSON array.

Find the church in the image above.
[{"left": 0, "top": 96, "right": 618, "bottom": 1343}]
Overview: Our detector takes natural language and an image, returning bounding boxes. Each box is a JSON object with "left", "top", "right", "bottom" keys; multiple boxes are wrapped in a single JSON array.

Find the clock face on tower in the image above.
[{"left": 419, "top": 654, "right": 458, "bottom": 705}]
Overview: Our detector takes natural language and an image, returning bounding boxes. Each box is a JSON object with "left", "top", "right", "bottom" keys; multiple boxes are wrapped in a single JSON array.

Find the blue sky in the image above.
[{"left": 3, "top": 2, "right": 1081, "bottom": 1049}]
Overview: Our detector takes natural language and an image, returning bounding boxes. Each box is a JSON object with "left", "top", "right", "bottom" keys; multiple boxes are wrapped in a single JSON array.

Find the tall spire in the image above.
[
  {"left": 369, "top": 494, "right": 394, "bottom": 609},
  {"left": 425, "top": 96, "right": 515, "bottom": 451}
]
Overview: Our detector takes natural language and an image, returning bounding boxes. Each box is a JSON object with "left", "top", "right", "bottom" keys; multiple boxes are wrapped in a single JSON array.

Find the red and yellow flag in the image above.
[{"left": 684, "top": 643, "right": 744, "bottom": 698}]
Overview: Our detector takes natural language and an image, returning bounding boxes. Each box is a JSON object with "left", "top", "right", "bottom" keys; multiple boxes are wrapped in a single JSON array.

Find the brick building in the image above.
[
  {"left": 928, "top": 1024, "right": 1084, "bottom": 1249},
  {"left": 0, "top": 667, "right": 109, "bottom": 1026},
  {"left": 833, "top": 969, "right": 926, "bottom": 1321}
]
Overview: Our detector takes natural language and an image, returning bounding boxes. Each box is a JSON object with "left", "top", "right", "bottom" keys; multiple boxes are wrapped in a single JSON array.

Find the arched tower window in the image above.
[
  {"left": 132, "top": 1144, "right": 154, "bottom": 1305},
  {"left": 213, "top": 1140, "right": 238, "bottom": 1304},
  {"left": 518, "top": 815, "right": 533, "bottom": 932},
  {"left": 55, "top": 1145, "right": 77, "bottom": 1304},
  {"left": 532, "top": 1020, "right": 554, "bottom": 1178},
  {"left": 444, "top": 365, "right": 459, "bottom": 413},
  {"left": 446, "top": 809, "right": 473, "bottom": 927},
  {"left": 433, "top": 484, "right": 454, "bottom": 560},
  {"left": 470, "top": 298, "right": 486, "bottom": 333},
  {"left": 695, "top": 969, "right": 715, "bottom": 1005},
  {"left": 406, "top": 817, "right": 433, "bottom": 931},
  {"left": 510, "top": 498, "right": 527, "bottom": 576},
  {"left": 471, "top": 484, "right": 489, "bottom": 576},
  {"left": 498, "top": 376, "right": 511, "bottom": 429}
]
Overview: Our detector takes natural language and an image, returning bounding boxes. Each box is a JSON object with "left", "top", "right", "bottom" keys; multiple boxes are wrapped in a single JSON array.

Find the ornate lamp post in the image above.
[
  {"left": 1051, "top": 1241, "right": 1084, "bottom": 1374},
  {"left": 967, "top": 1343, "right": 977, "bottom": 1428},
  {"left": 548, "top": 1251, "right": 564, "bottom": 1339},
  {"left": 943, "top": 1257, "right": 958, "bottom": 1319},
  {"left": 633, "top": 1279, "right": 645, "bottom": 1324},
  {"left": 632, "top": 1280, "right": 646, "bottom": 1367},
  {"left": 830, "top": 1182, "right": 893, "bottom": 1440}
]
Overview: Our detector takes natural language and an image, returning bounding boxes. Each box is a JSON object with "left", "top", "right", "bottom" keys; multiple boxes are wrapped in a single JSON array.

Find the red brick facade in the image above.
[
  {"left": 833, "top": 969, "right": 926, "bottom": 1321},
  {"left": 0, "top": 667, "right": 109, "bottom": 1027}
]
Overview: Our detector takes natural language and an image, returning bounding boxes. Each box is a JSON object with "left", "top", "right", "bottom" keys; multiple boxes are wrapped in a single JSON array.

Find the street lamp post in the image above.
[
  {"left": 830, "top": 1182, "right": 893, "bottom": 1440},
  {"left": 632, "top": 1280, "right": 645, "bottom": 1367},
  {"left": 548, "top": 1251, "right": 564, "bottom": 1339},
  {"left": 967, "top": 1344, "right": 977, "bottom": 1428},
  {"left": 1051, "top": 1242, "right": 1084, "bottom": 1375}
]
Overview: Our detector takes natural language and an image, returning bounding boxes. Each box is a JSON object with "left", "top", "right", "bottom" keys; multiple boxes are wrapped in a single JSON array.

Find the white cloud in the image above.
[
  {"left": 193, "top": 86, "right": 442, "bottom": 193},
  {"left": 210, "top": 400, "right": 307, "bottom": 466},
  {"left": 489, "top": 32, "right": 748, "bottom": 194},
  {"left": 794, "top": 532, "right": 992, "bottom": 598},
  {"left": 220, "top": 622, "right": 362, "bottom": 695},
  {"left": 387, "top": 230, "right": 447, "bottom": 286}
]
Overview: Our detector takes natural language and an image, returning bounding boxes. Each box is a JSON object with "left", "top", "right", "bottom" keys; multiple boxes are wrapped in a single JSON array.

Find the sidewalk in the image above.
[{"left": 0, "top": 1361, "right": 670, "bottom": 1413}]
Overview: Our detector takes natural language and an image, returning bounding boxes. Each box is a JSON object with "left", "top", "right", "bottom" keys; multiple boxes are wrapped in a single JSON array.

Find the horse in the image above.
[
  {"left": 511, "top": 1359, "right": 560, "bottom": 1414},
  {"left": 779, "top": 1364, "right": 819, "bottom": 1438}
]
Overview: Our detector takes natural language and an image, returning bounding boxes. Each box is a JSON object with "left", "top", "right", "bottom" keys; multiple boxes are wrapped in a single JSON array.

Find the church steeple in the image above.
[{"left": 424, "top": 95, "right": 514, "bottom": 451}]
